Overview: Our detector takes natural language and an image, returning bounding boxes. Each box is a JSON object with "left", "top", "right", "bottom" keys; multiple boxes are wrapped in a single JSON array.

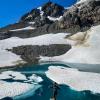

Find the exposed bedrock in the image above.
[
  {"left": 0, "top": 1, "right": 100, "bottom": 39},
  {"left": 9, "top": 44, "right": 71, "bottom": 64}
]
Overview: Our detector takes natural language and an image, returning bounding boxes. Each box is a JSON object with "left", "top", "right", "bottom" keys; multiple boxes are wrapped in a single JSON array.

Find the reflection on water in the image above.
[{"left": 2, "top": 63, "right": 100, "bottom": 100}]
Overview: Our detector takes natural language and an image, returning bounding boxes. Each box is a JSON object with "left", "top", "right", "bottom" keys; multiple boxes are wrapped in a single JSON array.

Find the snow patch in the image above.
[
  {"left": 10, "top": 26, "right": 35, "bottom": 31},
  {"left": 0, "top": 71, "right": 27, "bottom": 81},
  {"left": 28, "top": 22, "right": 35, "bottom": 25}
]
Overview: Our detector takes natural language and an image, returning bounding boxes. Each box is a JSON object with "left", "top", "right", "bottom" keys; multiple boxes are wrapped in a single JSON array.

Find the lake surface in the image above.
[{"left": 3, "top": 63, "right": 100, "bottom": 100}]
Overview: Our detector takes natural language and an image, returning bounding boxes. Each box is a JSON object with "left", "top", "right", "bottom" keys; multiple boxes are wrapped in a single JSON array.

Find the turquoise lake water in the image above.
[{"left": 3, "top": 63, "right": 100, "bottom": 100}]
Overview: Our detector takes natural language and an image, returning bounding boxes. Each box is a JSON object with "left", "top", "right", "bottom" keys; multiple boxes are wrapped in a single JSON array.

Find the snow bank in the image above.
[
  {"left": 37, "top": 6, "right": 44, "bottom": 19},
  {"left": 10, "top": 26, "right": 35, "bottom": 31},
  {"left": 40, "top": 25, "right": 100, "bottom": 65},
  {"left": 0, "top": 33, "right": 71, "bottom": 50},
  {"left": 46, "top": 66, "right": 100, "bottom": 93},
  {"left": 29, "top": 74, "right": 43, "bottom": 83},
  {"left": 0, "top": 50, "right": 25, "bottom": 68},
  {"left": 0, "top": 71, "right": 43, "bottom": 99}
]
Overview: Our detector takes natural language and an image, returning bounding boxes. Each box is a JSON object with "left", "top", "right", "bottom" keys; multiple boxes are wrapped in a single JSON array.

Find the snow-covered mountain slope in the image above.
[
  {"left": 0, "top": 25, "right": 100, "bottom": 68},
  {"left": 0, "top": 33, "right": 71, "bottom": 67},
  {"left": 46, "top": 66, "right": 100, "bottom": 93},
  {"left": 40, "top": 25, "right": 100, "bottom": 65}
]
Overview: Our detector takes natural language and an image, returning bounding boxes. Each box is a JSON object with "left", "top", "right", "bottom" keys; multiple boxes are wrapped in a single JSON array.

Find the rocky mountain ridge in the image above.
[{"left": 0, "top": 0, "right": 100, "bottom": 40}]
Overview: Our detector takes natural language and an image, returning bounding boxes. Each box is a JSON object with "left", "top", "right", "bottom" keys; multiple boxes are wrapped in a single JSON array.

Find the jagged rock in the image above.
[
  {"left": 20, "top": 8, "right": 40, "bottom": 22},
  {"left": 34, "top": 17, "right": 53, "bottom": 27},
  {"left": 9, "top": 44, "right": 71, "bottom": 64},
  {"left": 0, "top": 1, "right": 100, "bottom": 40},
  {"left": 42, "top": 2, "right": 64, "bottom": 17},
  {"left": 0, "top": 32, "right": 11, "bottom": 40},
  {"left": 20, "top": 2, "right": 64, "bottom": 23},
  {"left": 58, "top": 0, "right": 100, "bottom": 31}
]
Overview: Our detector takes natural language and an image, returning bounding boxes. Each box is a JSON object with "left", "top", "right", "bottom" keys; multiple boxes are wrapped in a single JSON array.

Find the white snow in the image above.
[
  {"left": 0, "top": 33, "right": 71, "bottom": 68},
  {"left": 28, "top": 22, "right": 35, "bottom": 25},
  {"left": 10, "top": 26, "right": 35, "bottom": 31},
  {"left": 1, "top": 24, "right": 100, "bottom": 68},
  {"left": 46, "top": 66, "right": 100, "bottom": 93},
  {"left": 40, "top": 25, "right": 100, "bottom": 65},
  {"left": 0, "top": 50, "right": 25, "bottom": 68},
  {"left": 47, "top": 16, "right": 63, "bottom": 21},
  {"left": 38, "top": 6, "right": 44, "bottom": 19},
  {"left": 0, "top": 32, "right": 71, "bottom": 67},
  {"left": 0, "top": 33, "right": 72, "bottom": 49},
  {"left": 0, "top": 71, "right": 43, "bottom": 99},
  {"left": 29, "top": 74, "right": 43, "bottom": 83}
]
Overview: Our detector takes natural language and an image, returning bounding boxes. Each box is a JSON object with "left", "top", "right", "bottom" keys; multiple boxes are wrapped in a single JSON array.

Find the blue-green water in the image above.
[{"left": 4, "top": 63, "right": 100, "bottom": 100}]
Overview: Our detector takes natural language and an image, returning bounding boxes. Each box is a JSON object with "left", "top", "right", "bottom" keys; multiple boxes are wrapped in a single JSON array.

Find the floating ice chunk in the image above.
[
  {"left": 0, "top": 71, "right": 43, "bottom": 99},
  {"left": 29, "top": 74, "right": 43, "bottom": 83},
  {"left": 47, "top": 16, "right": 63, "bottom": 21},
  {"left": 46, "top": 66, "right": 100, "bottom": 93},
  {"left": 0, "top": 81, "right": 38, "bottom": 99},
  {"left": 0, "top": 71, "right": 27, "bottom": 81}
]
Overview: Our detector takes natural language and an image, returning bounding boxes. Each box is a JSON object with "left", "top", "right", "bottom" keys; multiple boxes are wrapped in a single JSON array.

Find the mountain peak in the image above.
[
  {"left": 41, "top": 1, "right": 64, "bottom": 17},
  {"left": 20, "top": 1, "right": 64, "bottom": 22}
]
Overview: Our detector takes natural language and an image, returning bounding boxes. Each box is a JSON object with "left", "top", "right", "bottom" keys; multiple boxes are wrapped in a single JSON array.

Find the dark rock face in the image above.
[
  {"left": 20, "top": 9, "right": 40, "bottom": 22},
  {"left": 0, "top": 32, "right": 11, "bottom": 40},
  {"left": 0, "top": 1, "right": 100, "bottom": 40},
  {"left": 20, "top": 2, "right": 64, "bottom": 22},
  {"left": 34, "top": 17, "right": 53, "bottom": 27},
  {"left": 42, "top": 2, "right": 64, "bottom": 17},
  {"left": 9, "top": 44, "right": 71, "bottom": 64}
]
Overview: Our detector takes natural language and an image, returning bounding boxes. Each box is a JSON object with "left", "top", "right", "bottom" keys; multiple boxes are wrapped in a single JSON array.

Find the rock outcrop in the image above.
[{"left": 9, "top": 44, "right": 71, "bottom": 64}]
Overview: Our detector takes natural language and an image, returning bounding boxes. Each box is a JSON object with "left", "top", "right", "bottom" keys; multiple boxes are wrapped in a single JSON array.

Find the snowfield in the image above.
[
  {"left": 0, "top": 33, "right": 71, "bottom": 67},
  {"left": 0, "top": 71, "right": 43, "bottom": 99},
  {"left": 46, "top": 66, "right": 100, "bottom": 93},
  {"left": 40, "top": 25, "right": 100, "bottom": 66},
  {"left": 0, "top": 25, "right": 100, "bottom": 69}
]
